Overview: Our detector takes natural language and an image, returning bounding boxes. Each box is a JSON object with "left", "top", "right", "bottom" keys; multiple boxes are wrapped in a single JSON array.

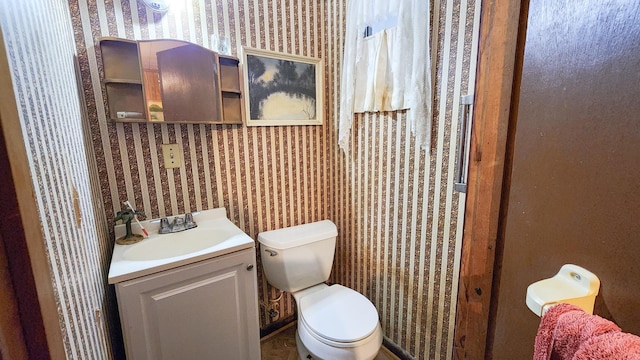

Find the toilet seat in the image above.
[{"left": 299, "top": 285, "right": 379, "bottom": 346}]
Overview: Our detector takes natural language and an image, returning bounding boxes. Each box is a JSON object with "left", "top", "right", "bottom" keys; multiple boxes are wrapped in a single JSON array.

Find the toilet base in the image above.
[
  {"left": 296, "top": 329, "right": 312, "bottom": 360},
  {"left": 296, "top": 320, "right": 382, "bottom": 360}
]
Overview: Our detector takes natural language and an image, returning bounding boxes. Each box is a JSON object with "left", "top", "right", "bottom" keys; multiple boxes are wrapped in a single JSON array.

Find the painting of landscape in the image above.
[{"left": 243, "top": 48, "right": 323, "bottom": 126}]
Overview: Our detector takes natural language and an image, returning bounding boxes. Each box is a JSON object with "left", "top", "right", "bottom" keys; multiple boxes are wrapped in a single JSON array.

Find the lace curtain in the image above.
[{"left": 338, "top": 0, "right": 432, "bottom": 153}]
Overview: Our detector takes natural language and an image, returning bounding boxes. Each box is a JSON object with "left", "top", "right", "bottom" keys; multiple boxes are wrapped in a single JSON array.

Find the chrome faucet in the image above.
[
  {"left": 184, "top": 213, "right": 197, "bottom": 229},
  {"left": 159, "top": 213, "right": 197, "bottom": 234},
  {"left": 159, "top": 217, "right": 171, "bottom": 234}
]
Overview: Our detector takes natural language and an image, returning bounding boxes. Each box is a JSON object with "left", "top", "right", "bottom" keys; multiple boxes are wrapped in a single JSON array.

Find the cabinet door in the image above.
[
  {"left": 157, "top": 44, "right": 222, "bottom": 123},
  {"left": 116, "top": 249, "right": 260, "bottom": 360}
]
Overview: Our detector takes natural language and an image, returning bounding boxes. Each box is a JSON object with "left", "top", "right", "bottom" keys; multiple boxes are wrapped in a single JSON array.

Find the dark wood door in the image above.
[{"left": 490, "top": 1, "right": 640, "bottom": 358}]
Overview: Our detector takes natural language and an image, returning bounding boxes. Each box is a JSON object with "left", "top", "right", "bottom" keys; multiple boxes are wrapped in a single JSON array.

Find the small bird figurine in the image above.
[{"left": 114, "top": 209, "right": 147, "bottom": 245}]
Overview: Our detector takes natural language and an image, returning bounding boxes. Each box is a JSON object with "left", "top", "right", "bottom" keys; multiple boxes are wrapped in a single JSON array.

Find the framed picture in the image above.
[{"left": 241, "top": 47, "right": 323, "bottom": 126}]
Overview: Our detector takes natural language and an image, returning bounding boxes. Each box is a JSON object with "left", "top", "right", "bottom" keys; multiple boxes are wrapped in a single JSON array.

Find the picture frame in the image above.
[{"left": 241, "top": 47, "right": 323, "bottom": 126}]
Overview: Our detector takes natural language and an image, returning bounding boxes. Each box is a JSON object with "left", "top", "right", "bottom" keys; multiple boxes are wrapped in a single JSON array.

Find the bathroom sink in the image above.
[
  {"left": 108, "top": 208, "right": 254, "bottom": 284},
  {"left": 123, "top": 228, "right": 236, "bottom": 261}
]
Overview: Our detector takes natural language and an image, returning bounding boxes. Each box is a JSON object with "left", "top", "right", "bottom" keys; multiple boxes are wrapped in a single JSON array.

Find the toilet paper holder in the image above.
[{"left": 526, "top": 264, "right": 600, "bottom": 317}]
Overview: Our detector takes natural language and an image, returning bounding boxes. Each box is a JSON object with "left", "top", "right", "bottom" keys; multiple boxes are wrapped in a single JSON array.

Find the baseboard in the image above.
[
  {"left": 382, "top": 337, "right": 414, "bottom": 360},
  {"left": 259, "top": 317, "right": 296, "bottom": 342},
  {"left": 378, "top": 344, "right": 403, "bottom": 360}
]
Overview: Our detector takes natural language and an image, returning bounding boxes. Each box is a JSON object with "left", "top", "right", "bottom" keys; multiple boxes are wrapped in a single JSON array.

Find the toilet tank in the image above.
[{"left": 258, "top": 220, "right": 337, "bottom": 293}]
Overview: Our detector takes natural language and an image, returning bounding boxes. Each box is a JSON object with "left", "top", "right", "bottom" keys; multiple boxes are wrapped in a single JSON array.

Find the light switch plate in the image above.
[{"left": 161, "top": 144, "right": 182, "bottom": 168}]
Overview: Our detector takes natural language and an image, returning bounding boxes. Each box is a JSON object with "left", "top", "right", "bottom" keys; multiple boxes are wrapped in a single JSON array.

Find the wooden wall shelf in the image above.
[{"left": 99, "top": 37, "right": 244, "bottom": 125}]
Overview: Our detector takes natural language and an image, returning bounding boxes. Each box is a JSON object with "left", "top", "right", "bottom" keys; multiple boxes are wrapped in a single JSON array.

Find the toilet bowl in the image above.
[
  {"left": 294, "top": 284, "right": 383, "bottom": 360},
  {"left": 258, "top": 221, "right": 383, "bottom": 360}
]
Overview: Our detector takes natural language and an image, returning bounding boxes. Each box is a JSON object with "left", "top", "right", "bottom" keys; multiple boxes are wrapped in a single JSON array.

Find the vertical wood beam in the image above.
[{"left": 452, "top": 0, "right": 525, "bottom": 358}]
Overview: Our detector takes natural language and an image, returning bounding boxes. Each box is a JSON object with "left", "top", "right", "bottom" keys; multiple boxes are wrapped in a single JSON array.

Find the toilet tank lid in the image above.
[{"left": 257, "top": 220, "right": 337, "bottom": 249}]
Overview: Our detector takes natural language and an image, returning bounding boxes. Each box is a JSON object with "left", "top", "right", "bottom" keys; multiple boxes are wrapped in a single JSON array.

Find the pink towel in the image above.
[
  {"left": 534, "top": 303, "right": 640, "bottom": 360},
  {"left": 573, "top": 331, "right": 640, "bottom": 359}
]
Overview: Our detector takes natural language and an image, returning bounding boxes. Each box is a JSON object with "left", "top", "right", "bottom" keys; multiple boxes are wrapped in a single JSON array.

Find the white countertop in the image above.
[{"left": 108, "top": 208, "right": 254, "bottom": 284}]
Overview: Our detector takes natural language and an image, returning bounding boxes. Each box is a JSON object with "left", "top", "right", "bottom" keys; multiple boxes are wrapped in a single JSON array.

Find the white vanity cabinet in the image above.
[{"left": 115, "top": 247, "right": 260, "bottom": 360}]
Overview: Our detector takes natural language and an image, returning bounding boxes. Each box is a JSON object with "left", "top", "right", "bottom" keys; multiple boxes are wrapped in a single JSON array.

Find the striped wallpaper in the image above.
[
  {"left": 328, "top": 0, "right": 481, "bottom": 359},
  {"left": 3, "top": 0, "right": 480, "bottom": 358},
  {"left": 70, "top": 0, "right": 329, "bottom": 354},
  {"left": 0, "top": 1, "right": 113, "bottom": 359}
]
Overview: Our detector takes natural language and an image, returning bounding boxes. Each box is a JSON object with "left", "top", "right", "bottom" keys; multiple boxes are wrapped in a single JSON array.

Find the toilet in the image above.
[{"left": 258, "top": 220, "right": 383, "bottom": 360}]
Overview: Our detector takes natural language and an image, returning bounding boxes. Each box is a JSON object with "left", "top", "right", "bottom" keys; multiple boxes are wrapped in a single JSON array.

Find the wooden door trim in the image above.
[
  {"left": 452, "top": 0, "right": 526, "bottom": 358},
  {"left": 0, "top": 218, "right": 29, "bottom": 359},
  {"left": 0, "top": 27, "right": 65, "bottom": 360}
]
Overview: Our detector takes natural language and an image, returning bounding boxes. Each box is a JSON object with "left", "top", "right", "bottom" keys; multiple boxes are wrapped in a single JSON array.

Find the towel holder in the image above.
[{"left": 526, "top": 264, "right": 600, "bottom": 317}]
